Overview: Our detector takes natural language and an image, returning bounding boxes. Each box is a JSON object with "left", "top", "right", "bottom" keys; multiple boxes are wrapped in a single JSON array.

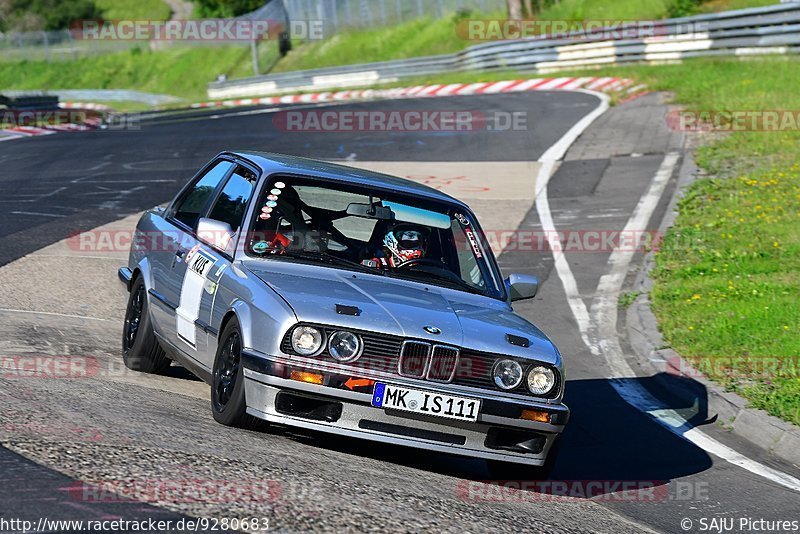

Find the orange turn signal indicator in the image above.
[
  {"left": 289, "top": 370, "right": 324, "bottom": 385},
  {"left": 520, "top": 409, "right": 550, "bottom": 423}
]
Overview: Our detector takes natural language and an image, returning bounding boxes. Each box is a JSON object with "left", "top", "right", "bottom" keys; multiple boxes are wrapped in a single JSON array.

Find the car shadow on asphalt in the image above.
[{"left": 280, "top": 373, "right": 715, "bottom": 496}]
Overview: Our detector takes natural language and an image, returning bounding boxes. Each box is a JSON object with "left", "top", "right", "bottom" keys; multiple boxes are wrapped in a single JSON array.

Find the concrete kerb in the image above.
[{"left": 624, "top": 149, "right": 800, "bottom": 468}]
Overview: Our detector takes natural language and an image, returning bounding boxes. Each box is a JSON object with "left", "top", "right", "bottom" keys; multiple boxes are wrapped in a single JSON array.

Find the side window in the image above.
[
  {"left": 173, "top": 160, "right": 234, "bottom": 230},
  {"left": 207, "top": 165, "right": 256, "bottom": 232}
]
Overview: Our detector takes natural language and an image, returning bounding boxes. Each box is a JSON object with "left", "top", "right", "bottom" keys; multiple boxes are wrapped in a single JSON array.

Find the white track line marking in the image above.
[
  {"left": 534, "top": 91, "right": 800, "bottom": 493},
  {"left": 533, "top": 90, "right": 610, "bottom": 354},
  {"left": 11, "top": 211, "right": 66, "bottom": 218}
]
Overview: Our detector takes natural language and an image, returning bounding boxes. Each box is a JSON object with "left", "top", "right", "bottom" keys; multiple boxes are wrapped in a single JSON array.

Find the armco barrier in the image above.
[{"left": 208, "top": 2, "right": 800, "bottom": 99}]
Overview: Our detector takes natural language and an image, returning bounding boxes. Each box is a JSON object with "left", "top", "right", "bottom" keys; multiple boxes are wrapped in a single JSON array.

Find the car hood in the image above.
[{"left": 245, "top": 260, "right": 559, "bottom": 364}]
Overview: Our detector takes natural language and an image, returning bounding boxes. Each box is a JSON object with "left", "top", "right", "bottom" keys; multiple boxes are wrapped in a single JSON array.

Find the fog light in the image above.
[
  {"left": 289, "top": 370, "right": 324, "bottom": 385},
  {"left": 520, "top": 409, "right": 550, "bottom": 423}
]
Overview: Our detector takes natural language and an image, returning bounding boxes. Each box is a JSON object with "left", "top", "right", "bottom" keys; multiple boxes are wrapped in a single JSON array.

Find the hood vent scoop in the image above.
[
  {"left": 506, "top": 334, "right": 530, "bottom": 348},
  {"left": 336, "top": 304, "right": 361, "bottom": 316}
]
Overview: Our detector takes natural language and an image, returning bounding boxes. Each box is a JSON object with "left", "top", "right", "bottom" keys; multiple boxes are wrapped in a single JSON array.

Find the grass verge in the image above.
[
  {"left": 95, "top": 0, "right": 172, "bottom": 21},
  {"left": 273, "top": 0, "right": 774, "bottom": 73},
  {"left": 0, "top": 43, "right": 279, "bottom": 106},
  {"left": 637, "top": 57, "right": 800, "bottom": 425}
]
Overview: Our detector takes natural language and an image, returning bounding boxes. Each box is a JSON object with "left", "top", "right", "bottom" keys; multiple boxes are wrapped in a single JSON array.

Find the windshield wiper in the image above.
[{"left": 280, "top": 250, "right": 385, "bottom": 275}]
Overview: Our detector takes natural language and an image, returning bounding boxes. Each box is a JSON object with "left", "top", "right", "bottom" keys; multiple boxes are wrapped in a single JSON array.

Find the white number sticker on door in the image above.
[{"left": 176, "top": 248, "right": 216, "bottom": 348}]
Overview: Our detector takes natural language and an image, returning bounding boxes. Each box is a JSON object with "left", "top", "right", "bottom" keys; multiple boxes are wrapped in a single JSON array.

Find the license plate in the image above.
[{"left": 371, "top": 383, "right": 480, "bottom": 422}]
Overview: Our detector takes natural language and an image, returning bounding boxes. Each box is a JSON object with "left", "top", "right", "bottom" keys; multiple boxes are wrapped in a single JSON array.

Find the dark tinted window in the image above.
[
  {"left": 173, "top": 160, "right": 234, "bottom": 229},
  {"left": 207, "top": 166, "right": 256, "bottom": 232}
]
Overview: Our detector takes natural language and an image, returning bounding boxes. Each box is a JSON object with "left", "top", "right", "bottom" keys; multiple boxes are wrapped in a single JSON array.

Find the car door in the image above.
[
  {"left": 174, "top": 163, "right": 257, "bottom": 369},
  {"left": 148, "top": 158, "right": 235, "bottom": 343}
]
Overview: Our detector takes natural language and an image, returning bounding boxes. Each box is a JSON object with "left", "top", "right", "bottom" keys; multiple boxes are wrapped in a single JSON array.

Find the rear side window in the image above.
[
  {"left": 207, "top": 165, "right": 257, "bottom": 232},
  {"left": 173, "top": 160, "right": 234, "bottom": 229}
]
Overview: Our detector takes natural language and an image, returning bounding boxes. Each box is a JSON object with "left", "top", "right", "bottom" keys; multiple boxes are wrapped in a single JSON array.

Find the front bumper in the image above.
[{"left": 242, "top": 352, "right": 569, "bottom": 466}]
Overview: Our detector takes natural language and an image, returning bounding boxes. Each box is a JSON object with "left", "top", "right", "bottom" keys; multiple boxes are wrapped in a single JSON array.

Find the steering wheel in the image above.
[
  {"left": 395, "top": 258, "right": 444, "bottom": 270},
  {"left": 395, "top": 258, "right": 466, "bottom": 284}
]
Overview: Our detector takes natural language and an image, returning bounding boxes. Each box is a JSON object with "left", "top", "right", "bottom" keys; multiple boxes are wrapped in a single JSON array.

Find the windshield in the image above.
[{"left": 243, "top": 176, "right": 505, "bottom": 300}]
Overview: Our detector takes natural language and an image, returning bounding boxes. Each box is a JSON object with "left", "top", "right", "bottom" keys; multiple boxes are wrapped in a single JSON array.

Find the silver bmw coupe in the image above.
[{"left": 119, "top": 151, "right": 568, "bottom": 475}]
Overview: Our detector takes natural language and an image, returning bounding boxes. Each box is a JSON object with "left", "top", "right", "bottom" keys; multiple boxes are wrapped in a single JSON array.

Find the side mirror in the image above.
[
  {"left": 197, "top": 218, "right": 235, "bottom": 255},
  {"left": 506, "top": 274, "right": 539, "bottom": 302}
]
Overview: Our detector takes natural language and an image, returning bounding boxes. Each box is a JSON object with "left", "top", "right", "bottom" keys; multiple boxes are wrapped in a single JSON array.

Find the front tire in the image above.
[
  {"left": 211, "top": 320, "right": 259, "bottom": 429},
  {"left": 122, "top": 277, "right": 170, "bottom": 374}
]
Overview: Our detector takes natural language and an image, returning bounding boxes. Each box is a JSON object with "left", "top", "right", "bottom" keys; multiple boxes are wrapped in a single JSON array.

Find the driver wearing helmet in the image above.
[{"left": 362, "top": 224, "right": 429, "bottom": 270}]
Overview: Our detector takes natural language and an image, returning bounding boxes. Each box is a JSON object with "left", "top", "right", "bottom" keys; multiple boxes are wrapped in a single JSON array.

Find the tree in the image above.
[{"left": 506, "top": 0, "right": 522, "bottom": 20}]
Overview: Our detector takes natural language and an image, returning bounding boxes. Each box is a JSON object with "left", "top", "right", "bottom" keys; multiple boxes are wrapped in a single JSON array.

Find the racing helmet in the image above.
[{"left": 383, "top": 224, "right": 429, "bottom": 264}]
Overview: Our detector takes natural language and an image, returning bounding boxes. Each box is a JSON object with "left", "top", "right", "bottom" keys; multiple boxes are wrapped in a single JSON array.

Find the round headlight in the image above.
[
  {"left": 291, "top": 326, "right": 324, "bottom": 356},
  {"left": 492, "top": 359, "right": 523, "bottom": 390},
  {"left": 527, "top": 366, "right": 556, "bottom": 395},
  {"left": 328, "top": 331, "right": 362, "bottom": 362}
]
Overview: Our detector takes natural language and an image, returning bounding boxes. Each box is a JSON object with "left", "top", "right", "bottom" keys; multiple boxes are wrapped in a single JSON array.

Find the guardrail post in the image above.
[
  {"left": 416, "top": 0, "right": 423, "bottom": 18},
  {"left": 251, "top": 36, "right": 260, "bottom": 75}
]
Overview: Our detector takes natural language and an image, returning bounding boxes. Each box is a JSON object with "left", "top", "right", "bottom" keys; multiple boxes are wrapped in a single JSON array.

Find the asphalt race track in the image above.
[{"left": 0, "top": 91, "right": 798, "bottom": 533}]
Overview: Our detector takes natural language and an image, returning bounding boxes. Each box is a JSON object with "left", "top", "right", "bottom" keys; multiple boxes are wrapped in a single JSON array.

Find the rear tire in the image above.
[
  {"left": 486, "top": 437, "right": 561, "bottom": 480},
  {"left": 122, "top": 276, "right": 170, "bottom": 374},
  {"left": 211, "top": 319, "right": 260, "bottom": 429}
]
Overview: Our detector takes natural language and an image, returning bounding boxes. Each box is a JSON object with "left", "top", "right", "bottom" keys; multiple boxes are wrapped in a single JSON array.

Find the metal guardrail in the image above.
[{"left": 208, "top": 2, "right": 800, "bottom": 99}]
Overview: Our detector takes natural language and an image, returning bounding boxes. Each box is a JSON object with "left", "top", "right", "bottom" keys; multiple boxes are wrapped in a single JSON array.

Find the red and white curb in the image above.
[
  {"left": 191, "top": 77, "right": 646, "bottom": 109},
  {"left": 1, "top": 108, "right": 105, "bottom": 141},
  {"left": 59, "top": 102, "right": 112, "bottom": 111}
]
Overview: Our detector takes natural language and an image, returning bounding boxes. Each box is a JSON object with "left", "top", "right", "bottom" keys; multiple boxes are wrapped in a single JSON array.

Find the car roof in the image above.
[{"left": 227, "top": 150, "right": 470, "bottom": 209}]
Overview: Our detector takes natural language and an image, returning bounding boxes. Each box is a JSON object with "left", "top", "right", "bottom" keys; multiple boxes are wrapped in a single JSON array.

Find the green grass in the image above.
[
  {"left": 615, "top": 56, "right": 800, "bottom": 425},
  {"left": 272, "top": 0, "right": 776, "bottom": 73},
  {"left": 95, "top": 0, "right": 172, "bottom": 21},
  {"left": 619, "top": 292, "right": 641, "bottom": 309},
  {"left": 272, "top": 12, "right": 497, "bottom": 74},
  {"left": 537, "top": 0, "right": 688, "bottom": 20},
  {"left": 0, "top": 42, "right": 279, "bottom": 104}
]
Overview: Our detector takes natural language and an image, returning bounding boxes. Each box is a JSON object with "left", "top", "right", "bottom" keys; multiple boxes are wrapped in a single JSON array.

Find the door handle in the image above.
[{"left": 172, "top": 249, "right": 186, "bottom": 268}]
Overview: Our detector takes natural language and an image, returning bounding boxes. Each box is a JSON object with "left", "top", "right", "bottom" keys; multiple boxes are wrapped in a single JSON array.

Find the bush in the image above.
[{"left": 0, "top": 0, "right": 101, "bottom": 32}]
